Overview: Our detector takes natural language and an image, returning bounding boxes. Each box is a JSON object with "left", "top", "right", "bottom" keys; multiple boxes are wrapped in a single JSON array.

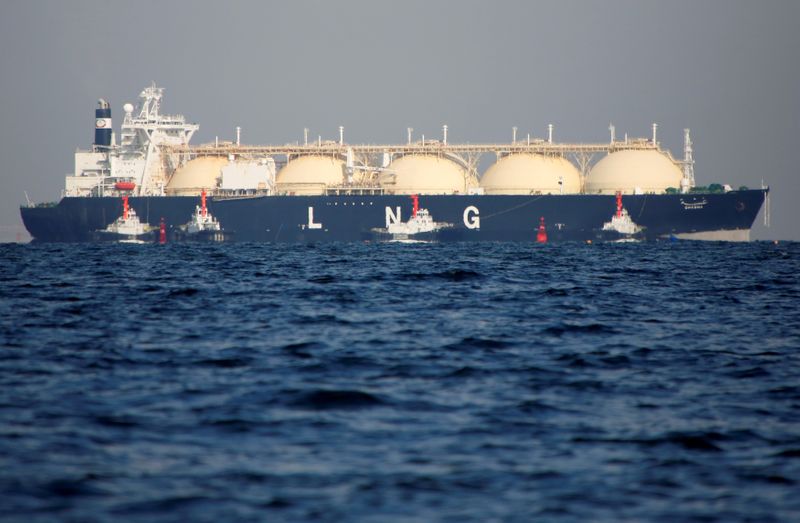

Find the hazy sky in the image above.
[{"left": 1, "top": 0, "right": 798, "bottom": 241}]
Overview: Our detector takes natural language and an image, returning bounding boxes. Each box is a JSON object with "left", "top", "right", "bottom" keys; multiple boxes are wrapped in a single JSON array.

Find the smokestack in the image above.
[
  {"left": 512, "top": 126, "right": 518, "bottom": 144},
  {"left": 443, "top": 124, "right": 448, "bottom": 145},
  {"left": 94, "top": 99, "right": 112, "bottom": 149},
  {"left": 236, "top": 126, "right": 241, "bottom": 146},
  {"left": 547, "top": 124, "right": 554, "bottom": 144},
  {"left": 339, "top": 126, "right": 344, "bottom": 145},
  {"left": 652, "top": 123, "right": 658, "bottom": 144}
]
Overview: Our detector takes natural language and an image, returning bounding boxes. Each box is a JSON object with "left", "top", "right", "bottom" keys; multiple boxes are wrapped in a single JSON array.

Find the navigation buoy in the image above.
[
  {"left": 536, "top": 216, "right": 547, "bottom": 243},
  {"left": 159, "top": 218, "right": 166, "bottom": 244}
]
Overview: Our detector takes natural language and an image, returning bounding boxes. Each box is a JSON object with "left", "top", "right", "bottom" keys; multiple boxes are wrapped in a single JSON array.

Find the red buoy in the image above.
[
  {"left": 536, "top": 216, "right": 547, "bottom": 243},
  {"left": 159, "top": 218, "right": 167, "bottom": 244},
  {"left": 410, "top": 194, "right": 419, "bottom": 218}
]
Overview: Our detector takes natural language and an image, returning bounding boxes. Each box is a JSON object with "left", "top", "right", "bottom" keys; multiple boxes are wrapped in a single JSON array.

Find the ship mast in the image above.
[{"left": 118, "top": 83, "right": 199, "bottom": 196}]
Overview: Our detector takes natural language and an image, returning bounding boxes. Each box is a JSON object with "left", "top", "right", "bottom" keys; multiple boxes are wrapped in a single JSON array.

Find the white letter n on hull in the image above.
[{"left": 385, "top": 206, "right": 401, "bottom": 228}]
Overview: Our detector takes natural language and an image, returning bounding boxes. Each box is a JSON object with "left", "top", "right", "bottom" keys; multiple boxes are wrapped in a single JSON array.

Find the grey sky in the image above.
[{"left": 1, "top": 0, "right": 798, "bottom": 241}]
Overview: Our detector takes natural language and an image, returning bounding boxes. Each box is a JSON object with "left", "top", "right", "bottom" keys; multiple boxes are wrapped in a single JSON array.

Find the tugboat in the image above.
[
  {"left": 601, "top": 191, "right": 644, "bottom": 242},
  {"left": 173, "top": 189, "right": 233, "bottom": 242},
  {"left": 94, "top": 196, "right": 155, "bottom": 243},
  {"left": 373, "top": 195, "right": 453, "bottom": 242}
]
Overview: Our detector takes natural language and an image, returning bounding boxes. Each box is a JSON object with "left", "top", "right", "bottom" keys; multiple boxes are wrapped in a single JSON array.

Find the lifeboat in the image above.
[{"left": 114, "top": 181, "right": 136, "bottom": 191}]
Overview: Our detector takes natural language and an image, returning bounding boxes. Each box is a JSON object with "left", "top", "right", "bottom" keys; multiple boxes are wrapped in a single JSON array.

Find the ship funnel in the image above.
[{"left": 94, "top": 99, "right": 112, "bottom": 149}]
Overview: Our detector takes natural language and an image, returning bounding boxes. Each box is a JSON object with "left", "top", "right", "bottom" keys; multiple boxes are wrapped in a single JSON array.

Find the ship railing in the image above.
[
  {"left": 326, "top": 185, "right": 385, "bottom": 196},
  {"left": 213, "top": 188, "right": 272, "bottom": 199},
  {"left": 165, "top": 141, "right": 662, "bottom": 157}
]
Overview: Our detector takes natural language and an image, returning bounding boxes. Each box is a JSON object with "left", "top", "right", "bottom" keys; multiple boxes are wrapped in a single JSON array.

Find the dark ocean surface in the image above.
[{"left": 1, "top": 241, "right": 799, "bottom": 522}]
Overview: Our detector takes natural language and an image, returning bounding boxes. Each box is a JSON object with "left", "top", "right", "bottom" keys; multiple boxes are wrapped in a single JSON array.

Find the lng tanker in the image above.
[{"left": 20, "top": 84, "right": 768, "bottom": 243}]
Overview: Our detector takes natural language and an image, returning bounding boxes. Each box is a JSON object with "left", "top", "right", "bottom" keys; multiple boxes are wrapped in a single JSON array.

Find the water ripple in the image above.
[{"left": 1, "top": 241, "right": 799, "bottom": 521}]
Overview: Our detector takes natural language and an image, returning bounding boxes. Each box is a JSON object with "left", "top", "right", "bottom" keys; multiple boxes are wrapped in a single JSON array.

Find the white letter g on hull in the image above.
[{"left": 464, "top": 206, "right": 480, "bottom": 229}]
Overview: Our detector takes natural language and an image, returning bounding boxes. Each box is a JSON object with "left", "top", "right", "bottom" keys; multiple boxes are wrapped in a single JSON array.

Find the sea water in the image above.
[{"left": 1, "top": 241, "right": 799, "bottom": 522}]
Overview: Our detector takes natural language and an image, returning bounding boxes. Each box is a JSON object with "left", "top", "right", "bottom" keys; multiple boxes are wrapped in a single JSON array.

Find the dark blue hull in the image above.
[{"left": 20, "top": 190, "right": 767, "bottom": 243}]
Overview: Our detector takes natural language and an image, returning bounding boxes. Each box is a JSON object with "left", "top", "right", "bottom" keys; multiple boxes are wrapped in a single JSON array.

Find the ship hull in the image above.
[
  {"left": 171, "top": 228, "right": 235, "bottom": 243},
  {"left": 93, "top": 230, "right": 157, "bottom": 243},
  {"left": 21, "top": 190, "right": 767, "bottom": 243}
]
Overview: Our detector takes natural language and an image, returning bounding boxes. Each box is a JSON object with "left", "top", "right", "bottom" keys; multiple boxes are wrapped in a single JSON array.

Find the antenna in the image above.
[{"left": 681, "top": 128, "right": 695, "bottom": 192}]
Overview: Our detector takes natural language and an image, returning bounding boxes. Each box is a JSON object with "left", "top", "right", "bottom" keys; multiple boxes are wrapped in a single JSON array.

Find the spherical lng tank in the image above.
[
  {"left": 275, "top": 155, "right": 346, "bottom": 195},
  {"left": 585, "top": 150, "right": 682, "bottom": 194},
  {"left": 379, "top": 154, "right": 470, "bottom": 194},
  {"left": 166, "top": 156, "right": 228, "bottom": 196},
  {"left": 480, "top": 154, "right": 581, "bottom": 194}
]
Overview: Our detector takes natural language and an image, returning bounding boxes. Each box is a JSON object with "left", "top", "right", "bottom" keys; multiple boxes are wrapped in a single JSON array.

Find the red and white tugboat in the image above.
[
  {"left": 94, "top": 196, "right": 155, "bottom": 243},
  {"left": 601, "top": 191, "right": 644, "bottom": 242},
  {"left": 373, "top": 194, "right": 453, "bottom": 242},
  {"left": 174, "top": 189, "right": 234, "bottom": 242}
]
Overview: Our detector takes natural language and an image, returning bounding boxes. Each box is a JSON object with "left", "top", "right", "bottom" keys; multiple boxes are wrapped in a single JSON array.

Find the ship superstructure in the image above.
[{"left": 66, "top": 83, "right": 198, "bottom": 198}]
